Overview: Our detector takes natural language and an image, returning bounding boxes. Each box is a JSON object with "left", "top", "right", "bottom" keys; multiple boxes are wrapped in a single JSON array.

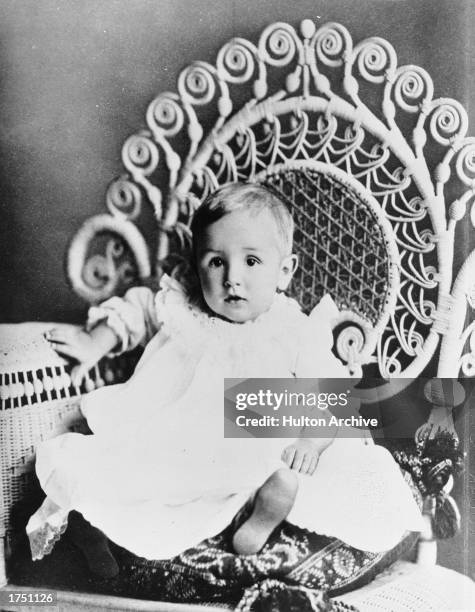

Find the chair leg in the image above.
[
  {"left": 416, "top": 513, "right": 437, "bottom": 565},
  {"left": 0, "top": 536, "right": 7, "bottom": 587}
]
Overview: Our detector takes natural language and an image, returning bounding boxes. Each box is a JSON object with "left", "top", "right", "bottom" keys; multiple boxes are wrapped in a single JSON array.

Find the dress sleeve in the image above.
[
  {"left": 294, "top": 295, "right": 348, "bottom": 378},
  {"left": 86, "top": 286, "right": 160, "bottom": 355}
]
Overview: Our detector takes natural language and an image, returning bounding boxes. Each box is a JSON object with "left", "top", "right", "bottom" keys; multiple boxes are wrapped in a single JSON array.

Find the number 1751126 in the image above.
[{"left": 0, "top": 591, "right": 57, "bottom": 606}]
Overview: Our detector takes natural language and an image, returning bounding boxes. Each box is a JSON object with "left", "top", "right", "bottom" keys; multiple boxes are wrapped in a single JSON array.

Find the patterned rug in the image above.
[{"left": 103, "top": 513, "right": 419, "bottom": 611}]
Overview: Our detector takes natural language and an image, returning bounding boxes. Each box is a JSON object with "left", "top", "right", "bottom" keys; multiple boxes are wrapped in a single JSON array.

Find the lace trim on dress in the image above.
[
  {"left": 154, "top": 274, "right": 306, "bottom": 348},
  {"left": 26, "top": 497, "right": 69, "bottom": 561},
  {"left": 28, "top": 516, "right": 69, "bottom": 561}
]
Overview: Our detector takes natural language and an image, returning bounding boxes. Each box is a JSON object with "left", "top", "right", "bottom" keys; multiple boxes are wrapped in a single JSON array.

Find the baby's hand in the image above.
[
  {"left": 45, "top": 327, "right": 112, "bottom": 385},
  {"left": 281, "top": 440, "right": 320, "bottom": 475}
]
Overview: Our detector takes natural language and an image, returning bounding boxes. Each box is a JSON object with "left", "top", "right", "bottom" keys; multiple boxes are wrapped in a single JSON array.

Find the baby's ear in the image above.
[{"left": 278, "top": 254, "right": 298, "bottom": 291}]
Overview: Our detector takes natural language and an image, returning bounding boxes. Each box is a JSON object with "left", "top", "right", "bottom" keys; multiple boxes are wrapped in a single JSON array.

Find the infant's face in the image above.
[{"left": 196, "top": 208, "right": 295, "bottom": 323}]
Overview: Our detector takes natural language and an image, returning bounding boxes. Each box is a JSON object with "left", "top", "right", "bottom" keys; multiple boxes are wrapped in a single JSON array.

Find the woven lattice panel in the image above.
[{"left": 265, "top": 169, "right": 388, "bottom": 321}]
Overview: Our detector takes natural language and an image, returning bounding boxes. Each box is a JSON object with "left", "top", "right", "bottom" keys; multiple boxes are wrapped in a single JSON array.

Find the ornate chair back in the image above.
[{"left": 68, "top": 20, "right": 475, "bottom": 399}]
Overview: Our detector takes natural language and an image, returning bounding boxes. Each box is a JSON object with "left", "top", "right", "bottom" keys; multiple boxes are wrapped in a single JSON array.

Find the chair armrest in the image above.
[
  {"left": 0, "top": 323, "right": 138, "bottom": 586},
  {"left": 0, "top": 323, "right": 134, "bottom": 409}
]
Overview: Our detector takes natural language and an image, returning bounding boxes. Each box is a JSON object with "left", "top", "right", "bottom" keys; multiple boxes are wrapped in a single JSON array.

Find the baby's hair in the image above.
[{"left": 191, "top": 182, "right": 294, "bottom": 255}]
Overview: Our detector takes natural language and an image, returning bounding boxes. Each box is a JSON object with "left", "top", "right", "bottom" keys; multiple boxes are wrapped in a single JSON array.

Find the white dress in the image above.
[{"left": 28, "top": 276, "right": 424, "bottom": 560}]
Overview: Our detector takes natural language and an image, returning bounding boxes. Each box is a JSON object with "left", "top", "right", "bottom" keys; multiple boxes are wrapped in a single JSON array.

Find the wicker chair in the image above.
[{"left": 1, "top": 18, "right": 475, "bottom": 610}]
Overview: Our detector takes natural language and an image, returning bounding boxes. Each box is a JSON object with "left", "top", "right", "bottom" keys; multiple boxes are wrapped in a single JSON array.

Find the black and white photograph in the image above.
[{"left": 1, "top": 1, "right": 475, "bottom": 610}]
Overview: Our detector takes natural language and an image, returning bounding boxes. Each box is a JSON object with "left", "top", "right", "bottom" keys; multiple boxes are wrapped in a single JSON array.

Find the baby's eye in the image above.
[
  {"left": 246, "top": 256, "right": 260, "bottom": 267},
  {"left": 208, "top": 256, "right": 224, "bottom": 268}
]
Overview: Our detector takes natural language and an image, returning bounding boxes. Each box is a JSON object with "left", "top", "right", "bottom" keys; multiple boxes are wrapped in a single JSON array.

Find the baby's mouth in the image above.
[{"left": 224, "top": 295, "right": 246, "bottom": 303}]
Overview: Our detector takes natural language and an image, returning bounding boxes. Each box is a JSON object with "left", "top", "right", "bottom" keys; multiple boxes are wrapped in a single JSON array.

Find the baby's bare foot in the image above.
[{"left": 232, "top": 468, "right": 298, "bottom": 555}]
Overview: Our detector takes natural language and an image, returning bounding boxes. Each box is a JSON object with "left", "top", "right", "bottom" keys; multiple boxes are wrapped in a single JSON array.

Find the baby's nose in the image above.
[
  {"left": 224, "top": 264, "right": 242, "bottom": 287},
  {"left": 224, "top": 279, "right": 240, "bottom": 289}
]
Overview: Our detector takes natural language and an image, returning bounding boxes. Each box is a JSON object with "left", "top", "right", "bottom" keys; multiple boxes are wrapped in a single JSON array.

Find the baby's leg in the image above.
[
  {"left": 67, "top": 511, "right": 119, "bottom": 578},
  {"left": 232, "top": 468, "right": 298, "bottom": 555}
]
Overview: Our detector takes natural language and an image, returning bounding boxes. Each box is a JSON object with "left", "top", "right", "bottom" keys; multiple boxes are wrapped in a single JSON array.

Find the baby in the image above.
[{"left": 28, "top": 183, "right": 423, "bottom": 576}]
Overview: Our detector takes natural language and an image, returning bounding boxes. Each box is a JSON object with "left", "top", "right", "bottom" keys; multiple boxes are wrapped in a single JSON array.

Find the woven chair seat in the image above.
[{"left": 337, "top": 560, "right": 475, "bottom": 611}]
